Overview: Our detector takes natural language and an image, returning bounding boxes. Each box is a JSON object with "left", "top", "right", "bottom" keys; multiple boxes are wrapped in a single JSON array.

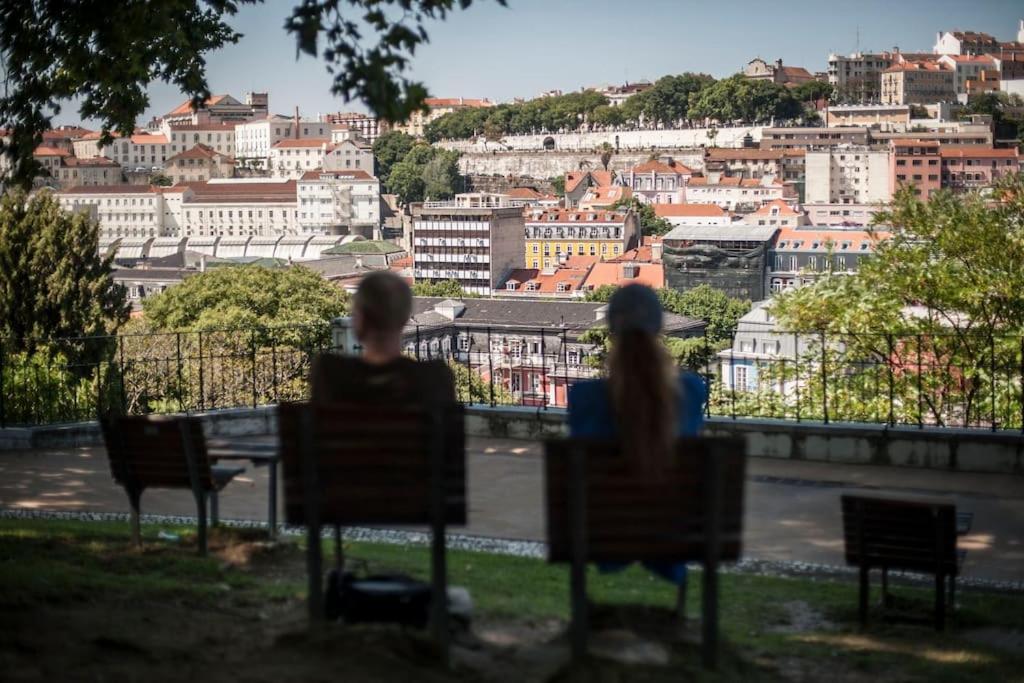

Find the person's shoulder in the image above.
[
  {"left": 677, "top": 370, "right": 706, "bottom": 397},
  {"left": 569, "top": 378, "right": 607, "bottom": 405},
  {"left": 412, "top": 359, "right": 456, "bottom": 402}
]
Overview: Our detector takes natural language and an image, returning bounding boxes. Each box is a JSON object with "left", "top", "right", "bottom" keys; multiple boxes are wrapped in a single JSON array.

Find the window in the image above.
[
  {"left": 458, "top": 336, "right": 470, "bottom": 352},
  {"left": 733, "top": 365, "right": 749, "bottom": 391}
]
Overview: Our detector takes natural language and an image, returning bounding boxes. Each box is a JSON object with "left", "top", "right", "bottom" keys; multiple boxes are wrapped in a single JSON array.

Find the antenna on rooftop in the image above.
[{"left": 856, "top": 25, "right": 860, "bottom": 53}]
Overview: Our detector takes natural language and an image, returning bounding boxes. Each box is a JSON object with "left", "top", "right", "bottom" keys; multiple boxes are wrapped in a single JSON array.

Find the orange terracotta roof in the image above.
[
  {"left": 506, "top": 187, "right": 544, "bottom": 199},
  {"left": 43, "top": 127, "right": 93, "bottom": 140},
  {"left": 581, "top": 185, "right": 631, "bottom": 206},
  {"left": 165, "top": 95, "right": 230, "bottom": 117},
  {"left": 939, "top": 146, "right": 1019, "bottom": 159},
  {"left": 940, "top": 54, "right": 998, "bottom": 65},
  {"left": 631, "top": 159, "right": 694, "bottom": 175},
  {"left": 884, "top": 61, "right": 949, "bottom": 73},
  {"left": 774, "top": 227, "right": 889, "bottom": 252},
  {"left": 503, "top": 261, "right": 593, "bottom": 294},
  {"left": 582, "top": 261, "right": 665, "bottom": 290},
  {"left": 60, "top": 184, "right": 159, "bottom": 194},
  {"left": 653, "top": 203, "right": 726, "bottom": 218},
  {"left": 130, "top": 134, "right": 169, "bottom": 145},
  {"left": 753, "top": 199, "right": 800, "bottom": 216},
  {"left": 273, "top": 137, "right": 331, "bottom": 149},
  {"left": 424, "top": 97, "right": 494, "bottom": 108},
  {"left": 33, "top": 145, "right": 70, "bottom": 157},
  {"left": 168, "top": 180, "right": 297, "bottom": 202},
  {"left": 167, "top": 143, "right": 229, "bottom": 162},
  {"left": 686, "top": 176, "right": 778, "bottom": 188},
  {"left": 780, "top": 66, "right": 813, "bottom": 79},
  {"left": 299, "top": 169, "right": 376, "bottom": 181},
  {"left": 706, "top": 148, "right": 784, "bottom": 161},
  {"left": 167, "top": 122, "right": 236, "bottom": 131},
  {"left": 390, "top": 255, "right": 413, "bottom": 269},
  {"left": 527, "top": 209, "right": 629, "bottom": 223},
  {"left": 889, "top": 139, "right": 941, "bottom": 147}
]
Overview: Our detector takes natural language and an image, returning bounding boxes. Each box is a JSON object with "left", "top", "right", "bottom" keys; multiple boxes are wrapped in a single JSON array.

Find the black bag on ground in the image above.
[{"left": 325, "top": 569, "right": 432, "bottom": 628}]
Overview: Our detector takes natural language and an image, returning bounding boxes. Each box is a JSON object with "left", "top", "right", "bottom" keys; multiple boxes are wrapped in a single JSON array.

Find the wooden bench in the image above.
[
  {"left": 278, "top": 402, "right": 465, "bottom": 663},
  {"left": 545, "top": 436, "right": 747, "bottom": 670},
  {"left": 841, "top": 494, "right": 967, "bottom": 631},
  {"left": 101, "top": 415, "right": 245, "bottom": 555}
]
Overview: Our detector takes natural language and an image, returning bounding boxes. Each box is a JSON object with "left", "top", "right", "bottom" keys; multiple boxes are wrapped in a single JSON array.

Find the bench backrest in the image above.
[
  {"left": 545, "top": 437, "right": 747, "bottom": 564},
  {"left": 101, "top": 415, "right": 213, "bottom": 492},
  {"left": 279, "top": 402, "right": 466, "bottom": 527},
  {"left": 841, "top": 494, "right": 958, "bottom": 574}
]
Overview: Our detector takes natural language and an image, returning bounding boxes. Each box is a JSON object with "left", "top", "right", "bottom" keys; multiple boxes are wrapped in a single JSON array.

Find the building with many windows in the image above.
[
  {"left": 683, "top": 174, "right": 788, "bottom": 212},
  {"left": 524, "top": 209, "right": 640, "bottom": 269},
  {"left": 623, "top": 157, "right": 694, "bottom": 204},
  {"left": 321, "top": 113, "right": 390, "bottom": 144},
  {"left": 297, "top": 169, "right": 381, "bottom": 236},
  {"left": 411, "top": 204, "right": 524, "bottom": 296},
  {"left": 766, "top": 226, "right": 887, "bottom": 294},
  {"left": 890, "top": 139, "right": 941, "bottom": 200},
  {"left": 804, "top": 146, "right": 892, "bottom": 205},
  {"left": 939, "top": 146, "right": 1021, "bottom": 192},
  {"left": 234, "top": 115, "right": 331, "bottom": 169},
  {"left": 57, "top": 185, "right": 166, "bottom": 239},
  {"left": 881, "top": 62, "right": 956, "bottom": 105},
  {"left": 163, "top": 144, "right": 235, "bottom": 185}
]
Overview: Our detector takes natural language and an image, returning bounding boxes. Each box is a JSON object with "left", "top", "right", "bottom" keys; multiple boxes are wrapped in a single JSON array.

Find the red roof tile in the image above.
[
  {"left": 653, "top": 203, "right": 726, "bottom": 217},
  {"left": 631, "top": 159, "right": 694, "bottom": 175},
  {"left": 272, "top": 137, "right": 331, "bottom": 149},
  {"left": 582, "top": 261, "right": 665, "bottom": 290}
]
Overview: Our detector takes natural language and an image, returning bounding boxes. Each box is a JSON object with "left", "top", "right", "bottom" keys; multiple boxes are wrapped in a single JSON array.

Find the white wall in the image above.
[{"left": 436, "top": 126, "right": 763, "bottom": 153}]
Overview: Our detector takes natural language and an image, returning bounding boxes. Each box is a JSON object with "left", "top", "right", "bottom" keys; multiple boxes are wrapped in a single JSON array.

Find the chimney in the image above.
[
  {"left": 294, "top": 106, "right": 300, "bottom": 139},
  {"left": 355, "top": 255, "right": 363, "bottom": 269},
  {"left": 651, "top": 241, "right": 664, "bottom": 262},
  {"left": 775, "top": 58, "right": 783, "bottom": 69},
  {"left": 199, "top": 254, "right": 206, "bottom": 273}
]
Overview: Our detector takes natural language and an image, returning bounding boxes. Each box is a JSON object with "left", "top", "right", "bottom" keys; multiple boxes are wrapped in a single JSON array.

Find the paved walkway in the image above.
[{"left": 1, "top": 437, "right": 1022, "bottom": 583}]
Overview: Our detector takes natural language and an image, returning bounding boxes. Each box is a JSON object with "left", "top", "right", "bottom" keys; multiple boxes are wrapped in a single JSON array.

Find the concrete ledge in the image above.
[{"left": 3, "top": 404, "right": 1022, "bottom": 475}]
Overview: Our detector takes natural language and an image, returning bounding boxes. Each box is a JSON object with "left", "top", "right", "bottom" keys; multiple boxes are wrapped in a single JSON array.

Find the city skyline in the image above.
[{"left": 54, "top": 0, "right": 1022, "bottom": 128}]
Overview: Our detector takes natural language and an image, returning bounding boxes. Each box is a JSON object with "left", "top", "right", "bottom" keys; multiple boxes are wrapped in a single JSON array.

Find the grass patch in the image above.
[{"left": 2, "top": 518, "right": 1023, "bottom": 682}]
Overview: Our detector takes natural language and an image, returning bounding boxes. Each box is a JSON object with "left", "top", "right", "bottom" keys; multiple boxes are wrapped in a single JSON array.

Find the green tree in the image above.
[
  {"left": 387, "top": 157, "right": 428, "bottom": 204},
  {"left": 422, "top": 149, "right": 461, "bottom": 200},
  {"left": 610, "top": 197, "right": 673, "bottom": 237},
  {"left": 626, "top": 73, "right": 716, "bottom": 126},
  {"left": 0, "top": 0, "right": 502, "bottom": 188},
  {"left": 658, "top": 285, "right": 749, "bottom": 345},
  {"left": 771, "top": 176, "right": 1024, "bottom": 427},
  {"left": 0, "top": 190, "right": 129, "bottom": 352},
  {"left": 372, "top": 130, "right": 415, "bottom": 188},
  {"left": 411, "top": 279, "right": 479, "bottom": 298},
  {"left": 142, "top": 265, "right": 348, "bottom": 347},
  {"left": 791, "top": 80, "right": 834, "bottom": 105},
  {"left": 688, "top": 74, "right": 801, "bottom": 124},
  {"left": 150, "top": 173, "right": 173, "bottom": 187},
  {"left": 599, "top": 142, "right": 614, "bottom": 171},
  {"left": 550, "top": 175, "right": 566, "bottom": 196}
]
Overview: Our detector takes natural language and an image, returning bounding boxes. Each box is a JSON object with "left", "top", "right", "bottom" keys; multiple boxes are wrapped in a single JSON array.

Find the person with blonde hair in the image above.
[{"left": 567, "top": 283, "right": 707, "bottom": 603}]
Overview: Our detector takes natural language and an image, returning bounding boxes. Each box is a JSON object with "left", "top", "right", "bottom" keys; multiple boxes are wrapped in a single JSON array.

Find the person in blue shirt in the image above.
[{"left": 567, "top": 283, "right": 707, "bottom": 619}]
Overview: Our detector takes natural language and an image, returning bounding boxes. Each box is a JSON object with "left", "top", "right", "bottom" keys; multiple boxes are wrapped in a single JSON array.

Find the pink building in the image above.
[
  {"left": 890, "top": 139, "right": 941, "bottom": 201},
  {"left": 940, "top": 146, "right": 1021, "bottom": 193}
]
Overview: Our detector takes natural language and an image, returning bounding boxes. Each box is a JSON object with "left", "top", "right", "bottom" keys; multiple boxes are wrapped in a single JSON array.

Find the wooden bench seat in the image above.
[
  {"left": 841, "top": 493, "right": 966, "bottom": 630},
  {"left": 545, "top": 436, "right": 747, "bottom": 670},
  {"left": 101, "top": 415, "right": 245, "bottom": 555}
]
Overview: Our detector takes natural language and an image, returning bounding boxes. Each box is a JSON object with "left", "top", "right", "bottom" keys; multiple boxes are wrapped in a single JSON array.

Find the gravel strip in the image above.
[{"left": 2, "top": 507, "right": 1020, "bottom": 594}]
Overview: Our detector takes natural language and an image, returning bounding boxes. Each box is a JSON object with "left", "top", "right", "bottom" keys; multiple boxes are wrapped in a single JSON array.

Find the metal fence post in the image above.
[
  {"left": 917, "top": 334, "right": 924, "bottom": 429},
  {"left": 540, "top": 327, "right": 547, "bottom": 411},
  {"left": 251, "top": 329, "right": 258, "bottom": 409},
  {"left": 118, "top": 335, "right": 127, "bottom": 416},
  {"left": 486, "top": 326, "right": 495, "bottom": 407},
  {"left": 820, "top": 330, "right": 828, "bottom": 425},
  {"left": 886, "top": 334, "right": 895, "bottom": 426},
  {"left": 198, "top": 331, "right": 205, "bottom": 412},
  {"left": 794, "top": 332, "right": 801, "bottom": 423},
  {"left": 703, "top": 328, "right": 712, "bottom": 419},
  {"left": 990, "top": 336, "right": 997, "bottom": 432},
  {"left": 176, "top": 332, "right": 184, "bottom": 413},
  {"left": 0, "top": 339, "right": 6, "bottom": 429},
  {"left": 271, "top": 329, "right": 279, "bottom": 404},
  {"left": 1020, "top": 336, "right": 1024, "bottom": 434}
]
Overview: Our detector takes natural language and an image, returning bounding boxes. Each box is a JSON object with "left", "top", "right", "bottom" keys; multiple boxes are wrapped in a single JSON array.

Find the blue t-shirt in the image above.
[
  {"left": 568, "top": 371, "right": 707, "bottom": 439},
  {"left": 565, "top": 370, "right": 707, "bottom": 585}
]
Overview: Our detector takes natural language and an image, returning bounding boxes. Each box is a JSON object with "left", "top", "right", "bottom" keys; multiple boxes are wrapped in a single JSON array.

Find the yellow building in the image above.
[{"left": 524, "top": 209, "right": 640, "bottom": 270}]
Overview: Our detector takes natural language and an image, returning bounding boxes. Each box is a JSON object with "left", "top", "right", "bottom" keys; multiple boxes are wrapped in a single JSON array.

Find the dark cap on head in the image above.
[{"left": 607, "top": 284, "right": 663, "bottom": 336}]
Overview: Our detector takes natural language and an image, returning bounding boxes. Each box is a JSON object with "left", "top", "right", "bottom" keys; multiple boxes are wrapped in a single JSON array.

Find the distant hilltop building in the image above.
[
  {"left": 933, "top": 22, "right": 1024, "bottom": 56},
  {"left": 393, "top": 97, "right": 496, "bottom": 138},
  {"left": 743, "top": 58, "right": 814, "bottom": 87},
  {"left": 161, "top": 92, "right": 269, "bottom": 126}
]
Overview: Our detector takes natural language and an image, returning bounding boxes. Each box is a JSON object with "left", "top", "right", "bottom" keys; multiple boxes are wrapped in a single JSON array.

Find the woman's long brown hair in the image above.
[{"left": 607, "top": 329, "right": 679, "bottom": 472}]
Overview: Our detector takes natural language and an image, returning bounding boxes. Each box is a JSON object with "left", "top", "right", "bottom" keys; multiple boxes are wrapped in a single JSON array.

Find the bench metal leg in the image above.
[
  {"left": 934, "top": 571, "right": 946, "bottom": 631},
  {"left": 196, "top": 492, "right": 208, "bottom": 556},
  {"left": 128, "top": 488, "right": 142, "bottom": 548},
  {"left": 858, "top": 564, "right": 870, "bottom": 628},
  {"left": 268, "top": 460, "right": 278, "bottom": 539},
  {"left": 307, "top": 522, "right": 324, "bottom": 624},
  {"left": 702, "top": 563, "right": 719, "bottom": 670},
  {"left": 210, "top": 490, "right": 219, "bottom": 527},
  {"left": 948, "top": 575, "right": 956, "bottom": 622}
]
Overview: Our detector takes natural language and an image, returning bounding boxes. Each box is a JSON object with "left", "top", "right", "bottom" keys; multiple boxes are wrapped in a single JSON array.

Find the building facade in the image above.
[
  {"left": 767, "top": 227, "right": 886, "bottom": 293},
  {"left": 393, "top": 97, "right": 495, "bottom": 138},
  {"left": 57, "top": 185, "right": 166, "bottom": 239},
  {"left": 297, "top": 169, "right": 381, "bottom": 235},
  {"left": 412, "top": 204, "right": 525, "bottom": 295},
  {"left": 233, "top": 116, "right": 332, "bottom": 169},
  {"left": 624, "top": 158, "right": 694, "bottom": 204},
  {"left": 804, "top": 146, "right": 892, "bottom": 205},
  {"left": 890, "top": 139, "right": 942, "bottom": 200},
  {"left": 661, "top": 225, "right": 777, "bottom": 300},
  {"left": 524, "top": 209, "right": 640, "bottom": 270},
  {"left": 881, "top": 62, "right": 956, "bottom": 105},
  {"left": 743, "top": 58, "right": 814, "bottom": 86},
  {"left": 939, "top": 146, "right": 1021, "bottom": 192},
  {"left": 163, "top": 144, "right": 235, "bottom": 185},
  {"left": 683, "top": 175, "right": 788, "bottom": 212},
  {"left": 322, "top": 112, "right": 390, "bottom": 144}
]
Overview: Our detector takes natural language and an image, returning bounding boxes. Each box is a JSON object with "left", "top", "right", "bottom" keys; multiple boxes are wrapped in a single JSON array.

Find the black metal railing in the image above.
[{"left": 2, "top": 323, "right": 1023, "bottom": 433}]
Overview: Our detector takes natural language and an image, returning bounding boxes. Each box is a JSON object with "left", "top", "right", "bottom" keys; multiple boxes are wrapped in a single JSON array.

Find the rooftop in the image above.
[{"left": 653, "top": 203, "right": 726, "bottom": 218}]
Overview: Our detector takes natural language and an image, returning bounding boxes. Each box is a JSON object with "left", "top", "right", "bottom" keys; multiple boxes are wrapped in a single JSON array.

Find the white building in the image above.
[
  {"left": 412, "top": 204, "right": 525, "bottom": 295},
  {"left": 163, "top": 179, "right": 300, "bottom": 238},
  {"left": 160, "top": 121, "right": 236, "bottom": 158},
  {"left": 682, "top": 175, "right": 787, "bottom": 212},
  {"left": 745, "top": 199, "right": 806, "bottom": 229},
  {"left": 804, "top": 146, "right": 892, "bottom": 205},
  {"left": 297, "top": 169, "right": 381, "bottom": 235},
  {"left": 652, "top": 203, "right": 731, "bottom": 228},
  {"left": 100, "top": 133, "right": 170, "bottom": 170},
  {"left": 324, "top": 130, "right": 375, "bottom": 173},
  {"left": 233, "top": 115, "right": 331, "bottom": 169},
  {"left": 269, "top": 138, "right": 331, "bottom": 179},
  {"left": 57, "top": 185, "right": 166, "bottom": 239},
  {"left": 937, "top": 54, "right": 1000, "bottom": 95}
]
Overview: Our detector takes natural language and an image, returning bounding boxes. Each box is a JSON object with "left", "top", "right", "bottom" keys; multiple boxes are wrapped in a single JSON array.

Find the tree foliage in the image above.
[
  {"left": 142, "top": 265, "right": 348, "bottom": 347},
  {"left": 424, "top": 90, "right": 610, "bottom": 141},
  {"left": 610, "top": 197, "right": 672, "bottom": 237},
  {"left": 411, "top": 279, "right": 480, "bottom": 298},
  {"left": 619, "top": 73, "right": 716, "bottom": 126},
  {"left": 372, "top": 130, "right": 416, "bottom": 189},
  {"left": 0, "top": 0, "right": 500, "bottom": 188},
  {"left": 0, "top": 190, "right": 129, "bottom": 352},
  {"left": 688, "top": 75, "right": 802, "bottom": 124},
  {"left": 384, "top": 143, "right": 461, "bottom": 204}
]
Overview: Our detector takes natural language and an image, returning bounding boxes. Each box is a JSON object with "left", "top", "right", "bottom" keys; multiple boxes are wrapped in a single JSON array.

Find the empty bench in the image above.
[
  {"left": 278, "top": 402, "right": 465, "bottom": 663},
  {"left": 101, "top": 415, "right": 245, "bottom": 555},
  {"left": 545, "top": 436, "right": 747, "bottom": 670},
  {"left": 841, "top": 494, "right": 968, "bottom": 630}
]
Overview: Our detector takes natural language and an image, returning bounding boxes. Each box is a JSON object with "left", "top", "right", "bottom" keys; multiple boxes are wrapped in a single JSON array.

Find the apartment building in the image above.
[
  {"left": 524, "top": 209, "right": 640, "bottom": 269},
  {"left": 163, "top": 144, "right": 235, "bottom": 185},
  {"left": 825, "top": 104, "right": 911, "bottom": 127},
  {"left": 160, "top": 121, "right": 236, "bottom": 158},
  {"left": 881, "top": 62, "right": 955, "bottom": 105},
  {"left": 234, "top": 115, "right": 331, "bottom": 169},
  {"left": 161, "top": 92, "right": 268, "bottom": 127},
  {"left": 767, "top": 227, "right": 886, "bottom": 293},
  {"left": 49, "top": 157, "right": 122, "bottom": 188},
  {"left": 743, "top": 58, "right": 814, "bottom": 86},
  {"left": 321, "top": 112, "right": 390, "bottom": 144},
  {"left": 269, "top": 138, "right": 332, "bottom": 179},
  {"left": 937, "top": 54, "right": 1000, "bottom": 95},
  {"left": 652, "top": 203, "right": 730, "bottom": 228},
  {"left": 623, "top": 157, "right": 693, "bottom": 203},
  {"left": 804, "top": 146, "right": 892, "bottom": 205},
  {"left": 939, "top": 146, "right": 1021, "bottom": 192},
  {"left": 761, "top": 127, "right": 870, "bottom": 151},
  {"left": 746, "top": 199, "right": 806, "bottom": 229},
  {"left": 703, "top": 148, "right": 805, "bottom": 181},
  {"left": 827, "top": 52, "right": 896, "bottom": 102},
  {"left": 164, "top": 180, "right": 300, "bottom": 238},
  {"left": 411, "top": 204, "right": 524, "bottom": 296},
  {"left": 890, "top": 139, "right": 941, "bottom": 200},
  {"left": 393, "top": 97, "right": 495, "bottom": 138},
  {"left": 323, "top": 131, "right": 375, "bottom": 173},
  {"left": 99, "top": 133, "right": 170, "bottom": 169},
  {"left": 57, "top": 185, "right": 166, "bottom": 239},
  {"left": 297, "top": 169, "right": 381, "bottom": 235},
  {"left": 683, "top": 175, "right": 787, "bottom": 212}
]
